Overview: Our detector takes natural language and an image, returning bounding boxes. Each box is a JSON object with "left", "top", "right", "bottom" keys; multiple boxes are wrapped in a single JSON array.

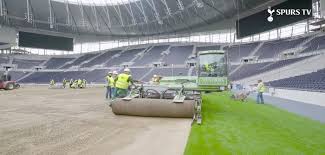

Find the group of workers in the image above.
[
  {"left": 105, "top": 68, "right": 133, "bottom": 100},
  {"left": 49, "top": 78, "right": 87, "bottom": 89}
]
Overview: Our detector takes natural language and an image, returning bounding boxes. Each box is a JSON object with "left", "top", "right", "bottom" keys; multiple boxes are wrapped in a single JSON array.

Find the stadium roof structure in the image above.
[{"left": 0, "top": 0, "right": 277, "bottom": 37}]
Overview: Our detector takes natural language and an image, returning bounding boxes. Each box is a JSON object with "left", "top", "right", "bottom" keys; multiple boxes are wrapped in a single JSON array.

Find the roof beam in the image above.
[
  {"left": 123, "top": 2, "right": 136, "bottom": 25},
  {"left": 65, "top": 0, "right": 80, "bottom": 34},
  {"left": 78, "top": 0, "right": 97, "bottom": 33},
  {"left": 91, "top": 4, "right": 99, "bottom": 31},
  {"left": 134, "top": 0, "right": 148, "bottom": 23},
  {"left": 0, "top": 0, "right": 3, "bottom": 16},
  {"left": 102, "top": 1, "right": 111, "bottom": 27},
  {"left": 145, "top": 0, "right": 162, "bottom": 24},
  {"left": 201, "top": 0, "right": 228, "bottom": 19},
  {"left": 112, "top": 4, "right": 124, "bottom": 27},
  {"left": 176, "top": 0, "right": 184, "bottom": 11},
  {"left": 159, "top": 0, "right": 171, "bottom": 16},
  {"left": 26, "top": 0, "right": 33, "bottom": 23},
  {"left": 48, "top": 0, "right": 54, "bottom": 29},
  {"left": 91, "top": 3, "right": 112, "bottom": 34},
  {"left": 77, "top": 0, "right": 86, "bottom": 27},
  {"left": 65, "top": 0, "right": 71, "bottom": 25}
]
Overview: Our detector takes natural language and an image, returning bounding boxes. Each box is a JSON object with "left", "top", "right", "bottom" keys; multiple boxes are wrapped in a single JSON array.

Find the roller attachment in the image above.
[{"left": 111, "top": 98, "right": 195, "bottom": 118}]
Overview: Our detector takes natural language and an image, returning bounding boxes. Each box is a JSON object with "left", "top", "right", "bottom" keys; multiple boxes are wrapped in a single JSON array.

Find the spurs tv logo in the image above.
[
  {"left": 267, "top": 6, "right": 312, "bottom": 22},
  {"left": 267, "top": 6, "right": 275, "bottom": 22}
]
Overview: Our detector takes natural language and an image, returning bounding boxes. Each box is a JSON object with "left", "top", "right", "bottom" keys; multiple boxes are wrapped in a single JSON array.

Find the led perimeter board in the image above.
[
  {"left": 236, "top": 0, "right": 312, "bottom": 39},
  {"left": 18, "top": 32, "right": 74, "bottom": 51}
]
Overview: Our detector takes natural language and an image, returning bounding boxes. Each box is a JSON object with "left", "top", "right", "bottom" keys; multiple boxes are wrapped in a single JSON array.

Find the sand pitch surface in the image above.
[{"left": 0, "top": 86, "right": 191, "bottom": 155}]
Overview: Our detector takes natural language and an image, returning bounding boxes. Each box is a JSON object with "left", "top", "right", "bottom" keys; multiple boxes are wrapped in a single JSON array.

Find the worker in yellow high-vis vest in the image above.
[
  {"left": 115, "top": 68, "right": 133, "bottom": 98},
  {"left": 256, "top": 79, "right": 266, "bottom": 104},
  {"left": 111, "top": 71, "right": 118, "bottom": 99},
  {"left": 105, "top": 71, "right": 114, "bottom": 99}
]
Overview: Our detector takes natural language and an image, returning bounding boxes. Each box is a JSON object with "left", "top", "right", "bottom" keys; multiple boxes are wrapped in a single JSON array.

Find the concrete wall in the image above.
[{"left": 269, "top": 88, "right": 325, "bottom": 107}]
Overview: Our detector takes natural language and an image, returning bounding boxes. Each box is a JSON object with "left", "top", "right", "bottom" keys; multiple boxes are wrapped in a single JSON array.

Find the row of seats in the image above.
[
  {"left": 60, "top": 53, "right": 100, "bottom": 69},
  {"left": 133, "top": 45, "right": 170, "bottom": 66},
  {"left": 267, "top": 68, "right": 325, "bottom": 91},
  {"left": 17, "top": 67, "right": 193, "bottom": 83},
  {"left": 230, "top": 56, "right": 312, "bottom": 81},
  {"left": 224, "top": 42, "right": 259, "bottom": 62},
  {"left": 44, "top": 58, "right": 75, "bottom": 69},
  {"left": 82, "top": 50, "right": 122, "bottom": 68},
  {"left": 223, "top": 34, "right": 325, "bottom": 62},
  {"left": 0, "top": 56, "right": 9, "bottom": 64},
  {"left": 3, "top": 45, "right": 192, "bottom": 69},
  {"left": 3, "top": 34, "right": 324, "bottom": 70},
  {"left": 302, "top": 35, "right": 325, "bottom": 53},
  {"left": 12, "top": 59, "right": 45, "bottom": 69},
  {"left": 105, "top": 48, "right": 144, "bottom": 67}
]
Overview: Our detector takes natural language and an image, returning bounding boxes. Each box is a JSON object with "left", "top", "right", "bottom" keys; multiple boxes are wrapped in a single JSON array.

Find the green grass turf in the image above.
[{"left": 184, "top": 92, "right": 325, "bottom": 155}]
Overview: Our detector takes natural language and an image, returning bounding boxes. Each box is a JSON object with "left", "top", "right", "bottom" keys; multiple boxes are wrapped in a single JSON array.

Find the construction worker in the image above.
[
  {"left": 256, "top": 79, "right": 266, "bottom": 104},
  {"left": 105, "top": 71, "right": 113, "bottom": 99},
  {"left": 151, "top": 74, "right": 160, "bottom": 84},
  {"left": 62, "top": 78, "right": 67, "bottom": 88},
  {"left": 111, "top": 71, "right": 118, "bottom": 99},
  {"left": 69, "top": 79, "right": 74, "bottom": 88},
  {"left": 83, "top": 79, "right": 87, "bottom": 88},
  {"left": 151, "top": 75, "right": 156, "bottom": 83},
  {"left": 115, "top": 68, "right": 133, "bottom": 98},
  {"left": 77, "top": 79, "right": 82, "bottom": 88},
  {"left": 72, "top": 80, "right": 78, "bottom": 89},
  {"left": 50, "top": 79, "right": 55, "bottom": 87}
]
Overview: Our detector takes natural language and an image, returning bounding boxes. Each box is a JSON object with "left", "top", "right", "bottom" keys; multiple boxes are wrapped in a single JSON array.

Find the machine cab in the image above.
[{"left": 197, "top": 50, "right": 228, "bottom": 91}]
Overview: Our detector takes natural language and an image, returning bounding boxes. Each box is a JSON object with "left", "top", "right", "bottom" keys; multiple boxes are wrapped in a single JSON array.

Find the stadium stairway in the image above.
[
  {"left": 79, "top": 51, "right": 107, "bottom": 67},
  {"left": 139, "top": 68, "right": 155, "bottom": 81},
  {"left": 235, "top": 53, "right": 325, "bottom": 85},
  {"left": 17, "top": 71, "right": 35, "bottom": 82},
  {"left": 249, "top": 42, "right": 264, "bottom": 57},
  {"left": 102, "top": 48, "right": 127, "bottom": 67},
  {"left": 129, "top": 48, "right": 148, "bottom": 64},
  {"left": 58, "top": 56, "right": 80, "bottom": 69},
  {"left": 38, "top": 58, "right": 51, "bottom": 67},
  {"left": 298, "top": 33, "right": 318, "bottom": 48}
]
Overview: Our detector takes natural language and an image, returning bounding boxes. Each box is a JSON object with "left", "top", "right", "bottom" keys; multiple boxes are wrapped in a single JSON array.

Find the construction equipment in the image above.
[
  {"left": 0, "top": 73, "right": 20, "bottom": 90},
  {"left": 111, "top": 50, "right": 228, "bottom": 125}
]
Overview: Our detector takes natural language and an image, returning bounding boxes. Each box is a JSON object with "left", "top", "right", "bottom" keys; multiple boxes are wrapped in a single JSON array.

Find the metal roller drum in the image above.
[{"left": 111, "top": 98, "right": 195, "bottom": 118}]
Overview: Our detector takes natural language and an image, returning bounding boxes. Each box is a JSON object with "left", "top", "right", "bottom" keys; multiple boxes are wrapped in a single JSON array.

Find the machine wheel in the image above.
[
  {"left": 15, "top": 84, "right": 20, "bottom": 89},
  {"left": 5, "top": 83, "right": 14, "bottom": 90},
  {"left": 144, "top": 89, "right": 161, "bottom": 99},
  {"left": 161, "top": 89, "right": 178, "bottom": 99}
]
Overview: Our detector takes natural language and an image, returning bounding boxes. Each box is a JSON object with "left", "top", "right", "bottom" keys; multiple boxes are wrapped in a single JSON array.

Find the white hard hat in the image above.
[
  {"left": 113, "top": 71, "right": 118, "bottom": 75},
  {"left": 108, "top": 71, "right": 112, "bottom": 74},
  {"left": 124, "top": 68, "right": 130, "bottom": 72},
  {"left": 153, "top": 74, "right": 157, "bottom": 77}
]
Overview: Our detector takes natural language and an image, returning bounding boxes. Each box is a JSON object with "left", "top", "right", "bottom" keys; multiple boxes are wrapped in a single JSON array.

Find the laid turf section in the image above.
[{"left": 184, "top": 92, "right": 325, "bottom": 155}]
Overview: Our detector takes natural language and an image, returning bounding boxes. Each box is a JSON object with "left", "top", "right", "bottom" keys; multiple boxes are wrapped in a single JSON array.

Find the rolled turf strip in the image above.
[{"left": 111, "top": 98, "right": 195, "bottom": 118}]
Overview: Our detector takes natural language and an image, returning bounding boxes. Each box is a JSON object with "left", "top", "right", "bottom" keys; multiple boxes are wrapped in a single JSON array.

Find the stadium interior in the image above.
[{"left": 0, "top": 0, "right": 325, "bottom": 154}]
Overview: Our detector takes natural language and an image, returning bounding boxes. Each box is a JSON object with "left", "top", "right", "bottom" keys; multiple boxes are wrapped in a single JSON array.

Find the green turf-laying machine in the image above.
[{"left": 111, "top": 50, "right": 228, "bottom": 124}]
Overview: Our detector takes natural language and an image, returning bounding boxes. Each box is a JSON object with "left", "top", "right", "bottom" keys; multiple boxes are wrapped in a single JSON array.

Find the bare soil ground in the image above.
[{"left": 0, "top": 86, "right": 191, "bottom": 155}]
